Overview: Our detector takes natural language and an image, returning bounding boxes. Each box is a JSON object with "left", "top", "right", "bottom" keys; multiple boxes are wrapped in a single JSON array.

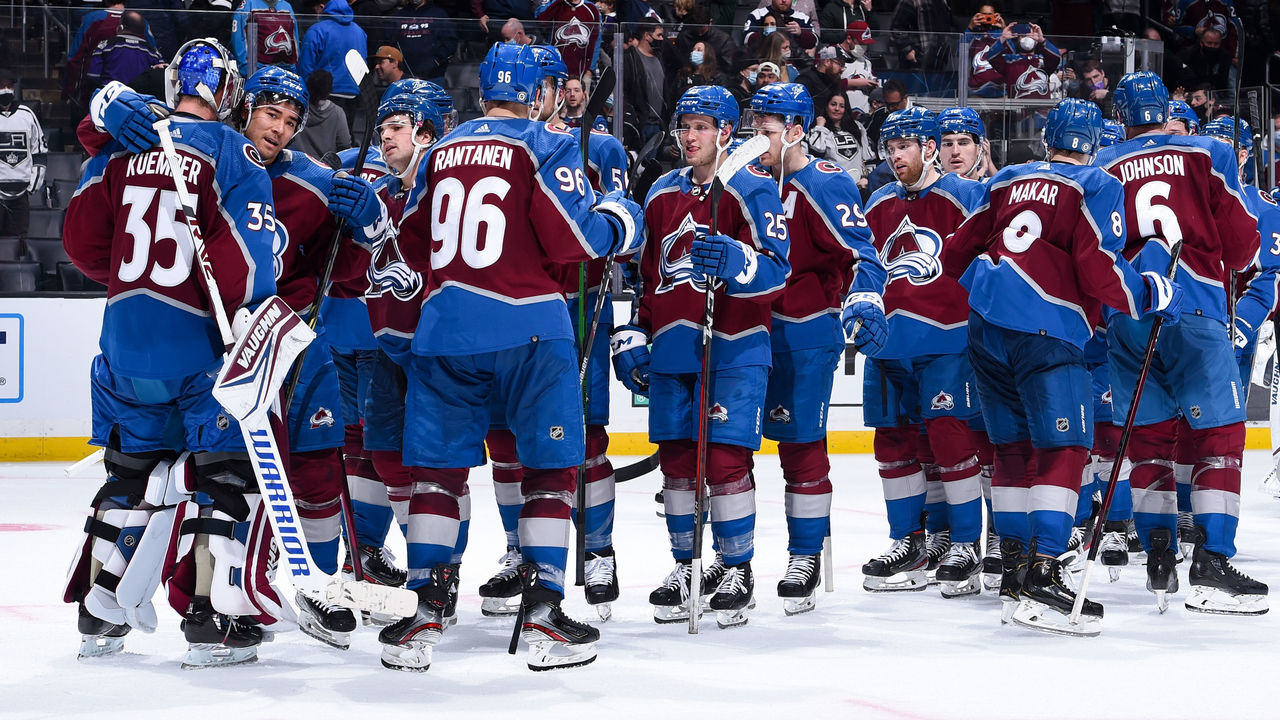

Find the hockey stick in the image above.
[
  {"left": 153, "top": 118, "right": 416, "bottom": 618},
  {"left": 64, "top": 448, "right": 106, "bottom": 477},
  {"left": 1070, "top": 240, "right": 1183, "bottom": 625},
  {"left": 689, "top": 134, "right": 770, "bottom": 635}
]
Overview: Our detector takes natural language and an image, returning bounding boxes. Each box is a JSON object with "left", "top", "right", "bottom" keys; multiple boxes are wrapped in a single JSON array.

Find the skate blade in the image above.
[
  {"left": 782, "top": 594, "right": 816, "bottom": 616},
  {"left": 653, "top": 603, "right": 698, "bottom": 624},
  {"left": 1000, "top": 598, "right": 1017, "bottom": 625},
  {"left": 1154, "top": 589, "right": 1169, "bottom": 614},
  {"left": 323, "top": 579, "right": 418, "bottom": 618},
  {"left": 981, "top": 573, "right": 1001, "bottom": 592},
  {"left": 593, "top": 603, "right": 613, "bottom": 622},
  {"left": 78, "top": 635, "right": 125, "bottom": 659},
  {"left": 299, "top": 616, "right": 352, "bottom": 651},
  {"left": 1010, "top": 600, "right": 1101, "bottom": 637},
  {"left": 380, "top": 640, "right": 433, "bottom": 672},
  {"left": 925, "top": 568, "right": 940, "bottom": 586},
  {"left": 362, "top": 611, "right": 399, "bottom": 627},
  {"left": 181, "top": 644, "right": 258, "bottom": 669},
  {"left": 480, "top": 597, "right": 521, "bottom": 617},
  {"left": 715, "top": 608, "right": 749, "bottom": 629},
  {"left": 862, "top": 570, "right": 928, "bottom": 592},
  {"left": 939, "top": 578, "right": 981, "bottom": 598},
  {"left": 526, "top": 640, "right": 597, "bottom": 671},
  {"left": 1184, "top": 587, "right": 1270, "bottom": 616},
  {"left": 1108, "top": 567, "right": 1122, "bottom": 583}
]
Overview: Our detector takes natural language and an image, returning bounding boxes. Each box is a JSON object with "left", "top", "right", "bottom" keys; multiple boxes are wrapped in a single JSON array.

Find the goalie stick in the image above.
[{"left": 154, "top": 118, "right": 417, "bottom": 619}]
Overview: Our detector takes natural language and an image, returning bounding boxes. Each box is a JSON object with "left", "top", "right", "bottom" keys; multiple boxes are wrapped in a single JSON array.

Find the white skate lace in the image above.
[
  {"left": 878, "top": 537, "right": 914, "bottom": 563},
  {"left": 585, "top": 554, "right": 616, "bottom": 588},
  {"left": 1068, "top": 526, "right": 1085, "bottom": 551},
  {"left": 300, "top": 591, "right": 341, "bottom": 615},
  {"left": 717, "top": 566, "right": 748, "bottom": 596},
  {"left": 370, "top": 545, "right": 399, "bottom": 567},
  {"left": 926, "top": 531, "right": 951, "bottom": 560},
  {"left": 781, "top": 554, "right": 817, "bottom": 584},
  {"left": 941, "top": 542, "right": 978, "bottom": 568},
  {"left": 1099, "top": 531, "right": 1127, "bottom": 553},
  {"left": 661, "top": 563, "right": 693, "bottom": 600},
  {"left": 494, "top": 548, "right": 522, "bottom": 579}
]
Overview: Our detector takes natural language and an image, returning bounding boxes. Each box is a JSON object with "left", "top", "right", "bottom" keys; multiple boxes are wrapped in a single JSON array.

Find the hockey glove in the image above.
[
  {"left": 1140, "top": 272, "right": 1183, "bottom": 326},
  {"left": 594, "top": 189, "right": 644, "bottom": 257},
  {"left": 842, "top": 291, "right": 888, "bottom": 356},
  {"left": 1232, "top": 317, "right": 1256, "bottom": 359},
  {"left": 94, "top": 82, "right": 169, "bottom": 154},
  {"left": 691, "top": 233, "right": 759, "bottom": 284},
  {"left": 610, "top": 325, "right": 651, "bottom": 397},
  {"left": 328, "top": 172, "right": 383, "bottom": 228}
]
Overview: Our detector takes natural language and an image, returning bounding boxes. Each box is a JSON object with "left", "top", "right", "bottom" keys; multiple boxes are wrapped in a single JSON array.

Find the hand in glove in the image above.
[
  {"left": 842, "top": 291, "right": 888, "bottom": 356},
  {"left": 1141, "top": 272, "right": 1182, "bottom": 326},
  {"left": 594, "top": 189, "right": 644, "bottom": 256},
  {"left": 610, "top": 325, "right": 651, "bottom": 397},
  {"left": 328, "top": 172, "right": 383, "bottom": 228},
  {"left": 94, "top": 82, "right": 169, "bottom": 154},
  {"left": 690, "top": 232, "right": 759, "bottom": 284}
]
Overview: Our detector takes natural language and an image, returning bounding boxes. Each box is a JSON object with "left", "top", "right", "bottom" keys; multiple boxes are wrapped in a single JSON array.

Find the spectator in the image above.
[
  {"left": 1177, "top": 27, "right": 1231, "bottom": 89},
  {"left": 1188, "top": 82, "right": 1216, "bottom": 124},
  {"left": 659, "top": 0, "right": 694, "bottom": 30},
  {"left": 501, "top": 18, "right": 533, "bottom": 44},
  {"left": 754, "top": 0, "right": 819, "bottom": 30},
  {"left": 536, "top": 0, "right": 603, "bottom": 80},
  {"left": 964, "top": 3, "right": 1005, "bottom": 97},
  {"left": 743, "top": 0, "right": 817, "bottom": 71},
  {"left": 667, "top": 41, "right": 728, "bottom": 111},
  {"left": 128, "top": 0, "right": 186, "bottom": 59},
  {"left": 890, "top": 0, "right": 954, "bottom": 72},
  {"left": 865, "top": 77, "right": 907, "bottom": 155},
  {"left": 983, "top": 22, "right": 1061, "bottom": 99},
  {"left": 186, "top": 0, "right": 235, "bottom": 49},
  {"left": 755, "top": 60, "right": 783, "bottom": 89},
  {"left": 760, "top": 33, "right": 796, "bottom": 81},
  {"left": 622, "top": 22, "right": 668, "bottom": 145},
  {"left": 291, "top": 70, "right": 353, "bottom": 158},
  {"left": 68, "top": 0, "right": 126, "bottom": 58},
  {"left": 372, "top": 45, "right": 408, "bottom": 87},
  {"left": 805, "top": 92, "right": 873, "bottom": 184},
  {"left": 562, "top": 76, "right": 587, "bottom": 123},
  {"left": 480, "top": 0, "right": 535, "bottom": 45},
  {"left": 299, "top": 0, "right": 367, "bottom": 121},
  {"left": 672, "top": 6, "right": 734, "bottom": 77},
  {"left": 728, "top": 57, "right": 760, "bottom": 110},
  {"left": 64, "top": 0, "right": 129, "bottom": 110},
  {"left": 796, "top": 46, "right": 843, "bottom": 115},
  {"left": 232, "top": 0, "right": 301, "bottom": 72},
  {"left": 745, "top": 11, "right": 783, "bottom": 58},
  {"left": 1166, "top": 0, "right": 1241, "bottom": 60},
  {"left": 835, "top": 21, "right": 878, "bottom": 114},
  {"left": 389, "top": 0, "right": 458, "bottom": 80},
  {"left": 596, "top": 0, "right": 619, "bottom": 58},
  {"left": 86, "top": 11, "right": 165, "bottom": 90},
  {"left": 1074, "top": 58, "right": 1114, "bottom": 117},
  {"left": 0, "top": 74, "right": 45, "bottom": 239},
  {"left": 1102, "top": 0, "right": 1144, "bottom": 35},
  {"left": 818, "top": 0, "right": 869, "bottom": 46}
]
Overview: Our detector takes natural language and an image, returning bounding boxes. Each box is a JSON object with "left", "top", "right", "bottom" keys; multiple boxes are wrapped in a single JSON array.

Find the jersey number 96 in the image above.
[{"left": 431, "top": 176, "right": 511, "bottom": 270}]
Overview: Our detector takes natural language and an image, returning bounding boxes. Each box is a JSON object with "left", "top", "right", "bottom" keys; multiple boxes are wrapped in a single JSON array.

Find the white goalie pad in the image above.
[
  {"left": 73, "top": 507, "right": 179, "bottom": 634},
  {"left": 205, "top": 498, "right": 299, "bottom": 630},
  {"left": 213, "top": 296, "right": 314, "bottom": 422}
]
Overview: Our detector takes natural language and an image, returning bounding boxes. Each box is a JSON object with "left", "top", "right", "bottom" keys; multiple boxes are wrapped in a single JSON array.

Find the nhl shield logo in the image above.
[
  {"left": 1056, "top": 417, "right": 1069, "bottom": 432},
  {"left": 216, "top": 414, "right": 230, "bottom": 430},
  {"left": 309, "top": 407, "right": 335, "bottom": 429},
  {"left": 709, "top": 403, "right": 729, "bottom": 422},
  {"left": 1190, "top": 406, "right": 1202, "bottom": 419},
  {"left": 930, "top": 391, "right": 954, "bottom": 411},
  {"left": 769, "top": 405, "right": 792, "bottom": 424},
  {"left": 550, "top": 426, "right": 565, "bottom": 440}
]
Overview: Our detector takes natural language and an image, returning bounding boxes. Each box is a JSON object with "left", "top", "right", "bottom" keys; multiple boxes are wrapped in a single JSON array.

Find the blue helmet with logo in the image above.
[
  {"left": 381, "top": 78, "right": 435, "bottom": 104},
  {"left": 674, "top": 84, "right": 740, "bottom": 130},
  {"left": 243, "top": 65, "right": 308, "bottom": 127},
  {"left": 165, "top": 37, "right": 243, "bottom": 120},
  {"left": 377, "top": 91, "right": 443, "bottom": 134},
  {"left": 1043, "top": 98, "right": 1102, "bottom": 157},
  {"left": 479, "top": 42, "right": 539, "bottom": 105},
  {"left": 1098, "top": 119, "right": 1125, "bottom": 148},
  {"left": 880, "top": 106, "right": 940, "bottom": 154},
  {"left": 1203, "top": 116, "right": 1255, "bottom": 160},
  {"left": 529, "top": 45, "right": 569, "bottom": 85},
  {"left": 938, "top": 106, "right": 985, "bottom": 140},
  {"left": 1113, "top": 71, "right": 1169, "bottom": 127},
  {"left": 382, "top": 78, "right": 455, "bottom": 133},
  {"left": 748, "top": 83, "right": 815, "bottom": 132},
  {"left": 1166, "top": 100, "right": 1199, "bottom": 134},
  {"left": 1270, "top": 186, "right": 1280, "bottom": 204}
]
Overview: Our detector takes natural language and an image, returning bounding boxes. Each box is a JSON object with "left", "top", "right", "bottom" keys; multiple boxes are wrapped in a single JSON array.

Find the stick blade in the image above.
[
  {"left": 715, "top": 135, "right": 769, "bottom": 187},
  {"left": 344, "top": 48, "right": 370, "bottom": 89}
]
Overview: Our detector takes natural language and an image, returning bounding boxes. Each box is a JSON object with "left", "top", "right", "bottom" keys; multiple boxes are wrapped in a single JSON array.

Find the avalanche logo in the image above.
[
  {"left": 556, "top": 18, "right": 592, "bottom": 48},
  {"left": 1101, "top": 388, "right": 1112, "bottom": 405},
  {"left": 657, "top": 212, "right": 713, "bottom": 294},
  {"left": 367, "top": 231, "right": 424, "bottom": 301},
  {"left": 930, "top": 391, "right": 954, "bottom": 411},
  {"left": 309, "top": 407, "right": 335, "bottom": 428},
  {"left": 769, "top": 405, "right": 792, "bottom": 423},
  {"left": 881, "top": 215, "right": 943, "bottom": 287},
  {"left": 265, "top": 26, "right": 294, "bottom": 56},
  {"left": 270, "top": 221, "right": 290, "bottom": 281},
  {"left": 1013, "top": 66, "right": 1049, "bottom": 98},
  {"left": 709, "top": 403, "right": 729, "bottom": 422}
]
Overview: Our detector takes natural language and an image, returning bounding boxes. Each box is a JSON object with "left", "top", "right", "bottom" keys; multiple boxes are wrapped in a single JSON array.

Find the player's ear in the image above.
[
  {"left": 786, "top": 124, "right": 805, "bottom": 144},
  {"left": 719, "top": 123, "right": 734, "bottom": 145}
]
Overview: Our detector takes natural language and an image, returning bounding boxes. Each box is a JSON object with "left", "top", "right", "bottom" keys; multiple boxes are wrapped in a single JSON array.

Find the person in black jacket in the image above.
[
  {"left": 622, "top": 21, "right": 668, "bottom": 147},
  {"left": 387, "top": 0, "right": 458, "bottom": 80},
  {"left": 672, "top": 6, "right": 734, "bottom": 72}
]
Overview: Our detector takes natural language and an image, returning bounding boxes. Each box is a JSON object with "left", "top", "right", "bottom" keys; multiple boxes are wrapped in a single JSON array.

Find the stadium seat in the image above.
[
  {"left": 27, "top": 208, "right": 63, "bottom": 239},
  {"left": 25, "top": 237, "right": 69, "bottom": 276},
  {"left": 44, "top": 151, "right": 86, "bottom": 182},
  {"left": 57, "top": 261, "right": 105, "bottom": 292},
  {"left": 0, "top": 236, "right": 23, "bottom": 262},
  {"left": 0, "top": 261, "right": 40, "bottom": 293}
]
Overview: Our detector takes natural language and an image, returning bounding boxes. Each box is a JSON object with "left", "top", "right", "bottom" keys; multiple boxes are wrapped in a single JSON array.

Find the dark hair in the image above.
[
  {"left": 631, "top": 21, "right": 661, "bottom": 41},
  {"left": 1079, "top": 58, "right": 1102, "bottom": 75},
  {"left": 306, "top": 69, "right": 333, "bottom": 103},
  {"left": 883, "top": 78, "right": 907, "bottom": 97},
  {"left": 687, "top": 5, "right": 710, "bottom": 25}
]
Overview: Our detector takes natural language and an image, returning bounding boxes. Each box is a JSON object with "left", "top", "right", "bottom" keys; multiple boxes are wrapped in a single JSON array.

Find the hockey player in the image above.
[
  {"left": 381, "top": 42, "right": 642, "bottom": 672},
  {"left": 944, "top": 98, "right": 1182, "bottom": 635},
  {"left": 856, "top": 107, "right": 988, "bottom": 598},
  {"left": 613, "top": 85, "right": 790, "bottom": 628},
  {"left": 938, "top": 107, "right": 995, "bottom": 181},
  {"left": 1166, "top": 100, "right": 1199, "bottom": 136},
  {"left": 746, "top": 83, "right": 886, "bottom": 615},
  {"left": 63, "top": 38, "right": 286, "bottom": 667},
  {"left": 477, "top": 46, "right": 631, "bottom": 621},
  {"left": 1095, "top": 72, "right": 1268, "bottom": 616}
]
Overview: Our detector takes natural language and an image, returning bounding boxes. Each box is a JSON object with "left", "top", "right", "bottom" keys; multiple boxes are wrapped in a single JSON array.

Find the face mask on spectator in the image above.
[
  {"left": 1018, "top": 36, "right": 1035, "bottom": 52},
  {"left": 852, "top": 45, "right": 867, "bottom": 58},
  {"left": 0, "top": 89, "right": 13, "bottom": 108},
  {"left": 691, "top": 50, "right": 704, "bottom": 66},
  {"left": 764, "top": 26, "right": 777, "bottom": 35},
  {"left": 748, "top": 70, "right": 759, "bottom": 84}
]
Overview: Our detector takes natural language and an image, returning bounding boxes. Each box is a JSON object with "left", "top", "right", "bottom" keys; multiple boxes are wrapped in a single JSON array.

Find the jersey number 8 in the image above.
[{"left": 431, "top": 176, "right": 511, "bottom": 270}]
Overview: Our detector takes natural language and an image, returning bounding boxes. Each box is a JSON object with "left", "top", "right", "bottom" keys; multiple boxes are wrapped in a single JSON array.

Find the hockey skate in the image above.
[
  {"left": 343, "top": 544, "right": 408, "bottom": 587},
  {"left": 296, "top": 590, "right": 357, "bottom": 650},
  {"left": 981, "top": 526, "right": 1002, "bottom": 592},
  {"left": 77, "top": 603, "right": 129, "bottom": 659},
  {"left": 584, "top": 548, "right": 620, "bottom": 622},
  {"left": 517, "top": 578, "right": 599, "bottom": 671},
  {"left": 777, "top": 553, "right": 821, "bottom": 616},
  {"left": 650, "top": 560, "right": 698, "bottom": 624},
  {"left": 936, "top": 542, "right": 981, "bottom": 598},
  {"left": 862, "top": 531, "right": 928, "bottom": 592},
  {"left": 709, "top": 562, "right": 754, "bottom": 628},
  {"left": 1185, "top": 540, "right": 1269, "bottom": 616},
  {"left": 180, "top": 596, "right": 263, "bottom": 669},
  {"left": 999, "top": 538, "right": 1026, "bottom": 625},
  {"left": 1177, "top": 511, "right": 1201, "bottom": 560},
  {"left": 1011, "top": 555, "right": 1103, "bottom": 637},
  {"left": 700, "top": 552, "right": 727, "bottom": 598},
  {"left": 479, "top": 547, "right": 523, "bottom": 617},
  {"left": 924, "top": 529, "right": 950, "bottom": 585},
  {"left": 1098, "top": 522, "right": 1130, "bottom": 583},
  {"left": 1145, "top": 528, "right": 1179, "bottom": 613},
  {"left": 378, "top": 565, "right": 456, "bottom": 672}
]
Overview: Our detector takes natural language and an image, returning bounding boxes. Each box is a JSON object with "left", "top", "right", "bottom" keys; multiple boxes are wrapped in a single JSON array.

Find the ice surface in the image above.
[{"left": 4, "top": 453, "right": 1278, "bottom": 720}]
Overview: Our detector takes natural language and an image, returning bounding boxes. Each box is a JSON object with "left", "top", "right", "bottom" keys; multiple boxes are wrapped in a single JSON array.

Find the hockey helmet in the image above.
[
  {"left": 1043, "top": 98, "right": 1102, "bottom": 157},
  {"left": 382, "top": 79, "right": 456, "bottom": 134},
  {"left": 747, "top": 83, "right": 815, "bottom": 132},
  {"left": 1098, "top": 119, "right": 1125, "bottom": 148},
  {"left": 1202, "top": 116, "right": 1255, "bottom": 160},
  {"left": 529, "top": 45, "right": 569, "bottom": 85},
  {"left": 938, "top": 106, "right": 986, "bottom": 140},
  {"left": 879, "top": 106, "right": 940, "bottom": 157},
  {"left": 479, "top": 42, "right": 539, "bottom": 105},
  {"left": 1113, "top": 71, "right": 1169, "bottom": 127},
  {"left": 1166, "top": 100, "right": 1199, "bottom": 135},
  {"left": 674, "top": 85, "right": 740, "bottom": 131},
  {"left": 165, "top": 37, "right": 243, "bottom": 121},
  {"left": 243, "top": 65, "right": 308, "bottom": 128}
]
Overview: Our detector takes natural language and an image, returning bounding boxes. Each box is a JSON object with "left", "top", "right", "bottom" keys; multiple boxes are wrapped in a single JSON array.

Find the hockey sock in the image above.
[
  {"left": 991, "top": 440, "right": 1033, "bottom": 545},
  {"left": 345, "top": 425, "right": 392, "bottom": 548},
  {"left": 405, "top": 468, "right": 467, "bottom": 590},
  {"left": 575, "top": 425, "right": 616, "bottom": 553},
  {"left": 1190, "top": 422, "right": 1244, "bottom": 557},
  {"left": 290, "top": 448, "right": 344, "bottom": 575},
  {"left": 1092, "top": 423, "right": 1131, "bottom": 522},
  {"left": 453, "top": 484, "right": 471, "bottom": 564},
  {"left": 919, "top": 435, "right": 948, "bottom": 534},
  {"left": 371, "top": 450, "right": 413, "bottom": 539},
  {"left": 875, "top": 426, "right": 926, "bottom": 539},
  {"left": 486, "top": 428, "right": 523, "bottom": 548},
  {"left": 659, "top": 440, "right": 698, "bottom": 561},
  {"left": 925, "top": 417, "right": 982, "bottom": 543},
  {"left": 1027, "top": 445, "right": 1089, "bottom": 557},
  {"left": 778, "top": 440, "right": 831, "bottom": 556},
  {"left": 1074, "top": 465, "right": 1094, "bottom": 526},
  {"left": 976, "top": 433, "right": 995, "bottom": 516},
  {"left": 707, "top": 444, "right": 756, "bottom": 566},
  {"left": 1174, "top": 417, "right": 1196, "bottom": 514},
  {"left": 519, "top": 467, "right": 575, "bottom": 595},
  {"left": 1128, "top": 419, "right": 1179, "bottom": 551}
]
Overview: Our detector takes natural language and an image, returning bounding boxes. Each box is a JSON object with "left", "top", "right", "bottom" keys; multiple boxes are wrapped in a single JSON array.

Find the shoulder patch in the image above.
[
  {"left": 747, "top": 165, "right": 771, "bottom": 179},
  {"left": 546, "top": 123, "right": 572, "bottom": 137},
  {"left": 815, "top": 160, "right": 842, "bottom": 174},
  {"left": 243, "top": 143, "right": 266, "bottom": 168},
  {"left": 1261, "top": 190, "right": 1278, "bottom": 207}
]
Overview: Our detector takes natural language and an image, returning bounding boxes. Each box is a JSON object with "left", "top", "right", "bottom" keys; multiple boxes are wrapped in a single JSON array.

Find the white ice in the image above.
[{"left": 4, "top": 453, "right": 1279, "bottom": 720}]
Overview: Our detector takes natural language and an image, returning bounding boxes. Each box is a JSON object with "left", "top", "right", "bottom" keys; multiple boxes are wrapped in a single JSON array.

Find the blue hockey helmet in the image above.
[
  {"left": 381, "top": 78, "right": 435, "bottom": 104},
  {"left": 747, "top": 83, "right": 815, "bottom": 132},
  {"left": 479, "top": 42, "right": 539, "bottom": 105},
  {"left": 1113, "top": 71, "right": 1169, "bottom": 127},
  {"left": 529, "top": 45, "right": 569, "bottom": 85},
  {"left": 880, "top": 106, "right": 940, "bottom": 156},
  {"left": 376, "top": 91, "right": 443, "bottom": 135},
  {"left": 382, "top": 78, "right": 456, "bottom": 133},
  {"left": 593, "top": 115, "right": 610, "bottom": 132},
  {"left": 1202, "top": 116, "right": 1255, "bottom": 160},
  {"left": 165, "top": 37, "right": 243, "bottom": 120},
  {"left": 938, "top": 106, "right": 985, "bottom": 140},
  {"left": 243, "top": 65, "right": 308, "bottom": 128},
  {"left": 1166, "top": 100, "right": 1199, "bottom": 135},
  {"left": 1043, "top": 98, "right": 1102, "bottom": 157},
  {"left": 674, "top": 85, "right": 740, "bottom": 130},
  {"left": 1098, "top": 119, "right": 1125, "bottom": 148}
]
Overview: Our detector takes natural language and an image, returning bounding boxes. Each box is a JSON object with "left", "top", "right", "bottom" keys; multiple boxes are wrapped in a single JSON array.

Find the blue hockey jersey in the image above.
[{"left": 1235, "top": 186, "right": 1280, "bottom": 338}]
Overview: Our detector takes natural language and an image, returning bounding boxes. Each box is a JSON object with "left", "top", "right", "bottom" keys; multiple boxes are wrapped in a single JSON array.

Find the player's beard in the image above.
[{"left": 894, "top": 157, "right": 924, "bottom": 186}]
